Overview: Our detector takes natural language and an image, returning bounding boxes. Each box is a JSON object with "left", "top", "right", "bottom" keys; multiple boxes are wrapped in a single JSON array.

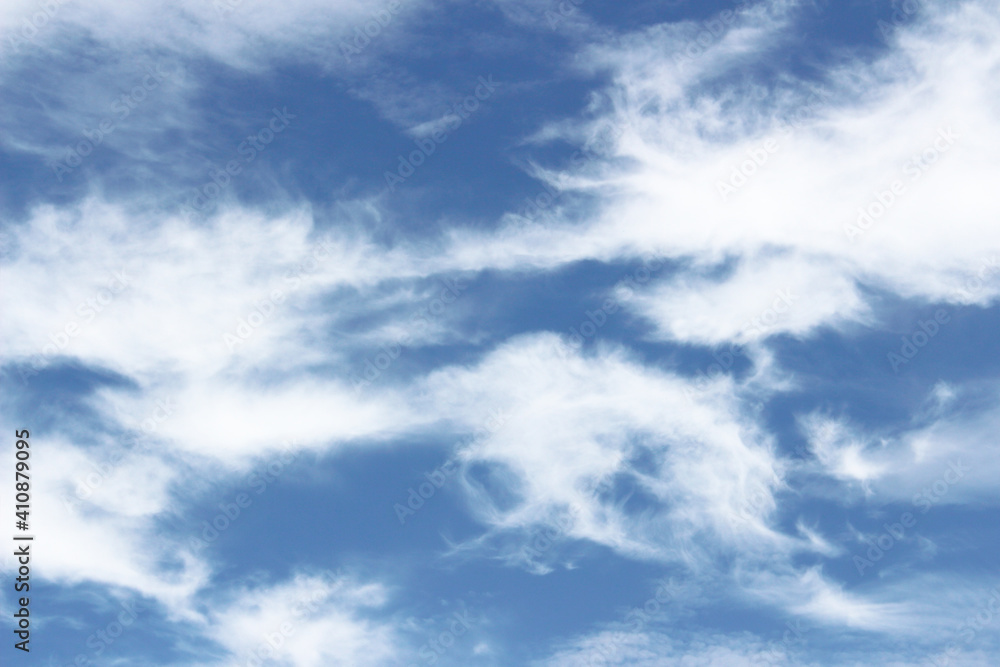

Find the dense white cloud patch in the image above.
[
  {"left": 0, "top": 194, "right": 849, "bottom": 640},
  {"left": 206, "top": 572, "right": 403, "bottom": 667},
  {"left": 0, "top": 200, "right": 450, "bottom": 460},
  {"left": 0, "top": 431, "right": 209, "bottom": 620},
  {"left": 630, "top": 254, "right": 869, "bottom": 345},
  {"left": 424, "top": 333, "right": 827, "bottom": 575},
  {"left": 452, "top": 0, "right": 1000, "bottom": 344}
]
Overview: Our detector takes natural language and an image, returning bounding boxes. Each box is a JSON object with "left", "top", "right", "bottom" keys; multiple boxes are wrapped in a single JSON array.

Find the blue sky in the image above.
[{"left": 2, "top": 0, "right": 1000, "bottom": 665}]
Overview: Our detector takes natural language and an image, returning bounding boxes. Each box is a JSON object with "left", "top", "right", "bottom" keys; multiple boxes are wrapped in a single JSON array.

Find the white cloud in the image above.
[
  {"left": 0, "top": 0, "right": 382, "bottom": 72},
  {"left": 0, "top": 433, "right": 209, "bottom": 621},
  {"left": 443, "top": 1, "right": 1000, "bottom": 345},
  {"left": 796, "top": 382, "right": 1000, "bottom": 508},
  {"left": 421, "top": 333, "right": 813, "bottom": 572},
  {"left": 631, "top": 253, "right": 868, "bottom": 345},
  {"left": 799, "top": 413, "right": 889, "bottom": 486},
  {"left": 2, "top": 2, "right": 1000, "bottom": 659},
  {"left": 206, "top": 571, "right": 403, "bottom": 667}
]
